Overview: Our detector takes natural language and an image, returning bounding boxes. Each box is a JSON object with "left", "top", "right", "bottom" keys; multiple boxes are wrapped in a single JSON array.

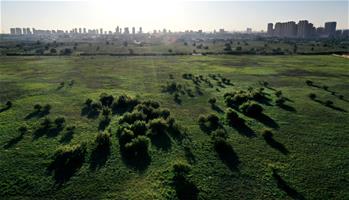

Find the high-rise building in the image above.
[
  {"left": 15, "top": 28, "right": 22, "bottom": 35},
  {"left": 324, "top": 22, "right": 336, "bottom": 37},
  {"left": 246, "top": 28, "right": 252, "bottom": 33},
  {"left": 83, "top": 28, "right": 86, "bottom": 34},
  {"left": 132, "top": 27, "right": 135, "bottom": 35},
  {"left": 79, "top": 28, "right": 82, "bottom": 34},
  {"left": 267, "top": 23, "right": 273, "bottom": 35},
  {"left": 10, "top": 28, "right": 16, "bottom": 35},
  {"left": 139, "top": 27, "right": 142, "bottom": 34},
  {"left": 26, "top": 28, "right": 31, "bottom": 34},
  {"left": 100, "top": 28, "right": 103, "bottom": 35},
  {"left": 297, "top": 20, "right": 310, "bottom": 38},
  {"left": 124, "top": 27, "right": 129, "bottom": 34},
  {"left": 22, "top": 28, "right": 27, "bottom": 35},
  {"left": 116, "top": 26, "right": 120, "bottom": 34}
]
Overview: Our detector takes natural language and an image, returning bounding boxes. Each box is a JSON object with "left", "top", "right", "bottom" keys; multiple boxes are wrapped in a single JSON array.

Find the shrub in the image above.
[
  {"left": 6, "top": 101, "right": 12, "bottom": 107},
  {"left": 226, "top": 108, "right": 245, "bottom": 127},
  {"left": 275, "top": 97, "right": 286, "bottom": 106},
  {"left": 54, "top": 117, "right": 65, "bottom": 128},
  {"left": 102, "top": 108, "right": 111, "bottom": 117},
  {"left": 41, "top": 118, "right": 52, "bottom": 128},
  {"left": 124, "top": 136, "right": 150, "bottom": 158},
  {"left": 95, "top": 133, "right": 111, "bottom": 149},
  {"left": 207, "top": 113, "right": 220, "bottom": 128},
  {"left": 99, "top": 93, "right": 114, "bottom": 107},
  {"left": 173, "top": 161, "right": 191, "bottom": 176},
  {"left": 208, "top": 97, "right": 216, "bottom": 105},
  {"left": 130, "top": 120, "right": 147, "bottom": 136},
  {"left": 309, "top": 93, "right": 316, "bottom": 100},
  {"left": 339, "top": 95, "right": 344, "bottom": 99},
  {"left": 325, "top": 100, "right": 333, "bottom": 106},
  {"left": 275, "top": 90, "right": 282, "bottom": 97},
  {"left": 85, "top": 98, "right": 93, "bottom": 106},
  {"left": 18, "top": 125, "right": 28, "bottom": 134},
  {"left": 118, "top": 127, "right": 135, "bottom": 145},
  {"left": 120, "top": 111, "right": 146, "bottom": 124},
  {"left": 198, "top": 115, "right": 206, "bottom": 125},
  {"left": 213, "top": 137, "right": 231, "bottom": 153},
  {"left": 262, "top": 129, "right": 273, "bottom": 139},
  {"left": 211, "top": 129, "right": 228, "bottom": 140},
  {"left": 148, "top": 118, "right": 168, "bottom": 136},
  {"left": 34, "top": 104, "right": 42, "bottom": 111},
  {"left": 91, "top": 102, "right": 102, "bottom": 110},
  {"left": 323, "top": 85, "right": 329, "bottom": 91},
  {"left": 305, "top": 80, "right": 313, "bottom": 86},
  {"left": 240, "top": 102, "right": 263, "bottom": 116},
  {"left": 112, "top": 95, "right": 139, "bottom": 113},
  {"left": 43, "top": 104, "right": 52, "bottom": 113}
]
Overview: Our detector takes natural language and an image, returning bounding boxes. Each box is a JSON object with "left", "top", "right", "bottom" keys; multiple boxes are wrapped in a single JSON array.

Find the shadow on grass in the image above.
[
  {"left": 47, "top": 147, "right": 86, "bottom": 185},
  {"left": 150, "top": 132, "right": 172, "bottom": 151},
  {"left": 98, "top": 118, "right": 111, "bottom": 131},
  {"left": 278, "top": 104, "right": 296, "bottom": 112},
  {"left": 313, "top": 99, "right": 347, "bottom": 112},
  {"left": 89, "top": 144, "right": 111, "bottom": 171},
  {"left": 24, "top": 110, "right": 49, "bottom": 120},
  {"left": 173, "top": 174, "right": 199, "bottom": 200},
  {"left": 0, "top": 106, "right": 11, "bottom": 113},
  {"left": 214, "top": 140, "right": 240, "bottom": 171},
  {"left": 59, "top": 128, "right": 75, "bottom": 144},
  {"left": 264, "top": 136, "right": 289, "bottom": 155},
  {"left": 254, "top": 113, "right": 279, "bottom": 129},
  {"left": 273, "top": 170, "right": 305, "bottom": 200},
  {"left": 3, "top": 132, "right": 25, "bottom": 149},
  {"left": 120, "top": 150, "right": 151, "bottom": 172},
  {"left": 211, "top": 104, "right": 224, "bottom": 113},
  {"left": 80, "top": 106, "right": 100, "bottom": 119},
  {"left": 33, "top": 126, "right": 63, "bottom": 140},
  {"left": 184, "top": 146, "right": 196, "bottom": 164},
  {"left": 230, "top": 123, "right": 256, "bottom": 138}
]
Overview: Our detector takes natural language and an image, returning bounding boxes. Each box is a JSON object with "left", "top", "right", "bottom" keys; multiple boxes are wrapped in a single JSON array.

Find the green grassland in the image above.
[{"left": 0, "top": 55, "right": 348, "bottom": 199}]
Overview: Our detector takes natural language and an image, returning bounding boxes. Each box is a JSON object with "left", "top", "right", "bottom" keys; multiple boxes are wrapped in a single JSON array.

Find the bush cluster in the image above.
[
  {"left": 239, "top": 102, "right": 263, "bottom": 116},
  {"left": 198, "top": 113, "right": 220, "bottom": 131},
  {"left": 226, "top": 108, "right": 245, "bottom": 127}
]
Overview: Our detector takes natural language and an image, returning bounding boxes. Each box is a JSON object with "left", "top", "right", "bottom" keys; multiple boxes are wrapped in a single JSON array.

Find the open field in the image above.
[{"left": 0, "top": 55, "right": 348, "bottom": 199}]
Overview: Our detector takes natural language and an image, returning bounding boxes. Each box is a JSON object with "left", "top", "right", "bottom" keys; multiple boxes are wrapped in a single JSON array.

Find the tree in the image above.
[{"left": 50, "top": 48, "right": 57, "bottom": 54}]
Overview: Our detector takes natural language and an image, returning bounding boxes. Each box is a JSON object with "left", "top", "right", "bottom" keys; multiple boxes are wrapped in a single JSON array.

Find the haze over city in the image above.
[{"left": 1, "top": 0, "right": 348, "bottom": 33}]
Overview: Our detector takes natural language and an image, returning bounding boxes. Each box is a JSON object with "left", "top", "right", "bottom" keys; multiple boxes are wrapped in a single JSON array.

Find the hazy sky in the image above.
[{"left": 1, "top": 0, "right": 348, "bottom": 33}]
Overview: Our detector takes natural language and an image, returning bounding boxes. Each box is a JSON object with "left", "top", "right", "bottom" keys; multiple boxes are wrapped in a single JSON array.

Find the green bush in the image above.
[
  {"left": 95, "top": 133, "right": 111, "bottom": 149},
  {"left": 34, "top": 104, "right": 42, "bottom": 111},
  {"left": 208, "top": 97, "right": 217, "bottom": 105},
  {"left": 6, "top": 101, "right": 12, "bottom": 107},
  {"left": 226, "top": 108, "right": 245, "bottom": 127},
  {"left": 148, "top": 118, "right": 168, "bottom": 136},
  {"left": 275, "top": 97, "right": 286, "bottom": 105},
  {"left": 124, "top": 136, "right": 150, "bottom": 158},
  {"left": 99, "top": 93, "right": 114, "bottom": 107},
  {"left": 54, "top": 117, "right": 65, "bottom": 128},
  {"left": 130, "top": 120, "right": 147, "bottom": 136},
  {"left": 112, "top": 95, "right": 139, "bottom": 113},
  {"left": 120, "top": 111, "right": 146, "bottom": 124},
  {"left": 325, "top": 100, "right": 333, "bottom": 106},
  {"left": 309, "top": 93, "right": 317, "bottom": 100},
  {"left": 240, "top": 102, "right": 263, "bottom": 116},
  {"left": 262, "top": 129, "right": 273, "bottom": 139},
  {"left": 173, "top": 161, "right": 191, "bottom": 176}
]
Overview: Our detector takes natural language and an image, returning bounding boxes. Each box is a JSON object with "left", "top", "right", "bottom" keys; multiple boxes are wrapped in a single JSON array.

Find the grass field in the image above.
[{"left": 0, "top": 55, "right": 348, "bottom": 200}]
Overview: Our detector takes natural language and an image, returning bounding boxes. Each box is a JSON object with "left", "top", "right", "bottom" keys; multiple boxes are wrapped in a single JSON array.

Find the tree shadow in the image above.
[
  {"left": 214, "top": 140, "right": 240, "bottom": 171},
  {"left": 173, "top": 174, "right": 199, "bottom": 200},
  {"left": 3, "top": 132, "right": 24, "bottom": 149},
  {"left": 24, "top": 110, "right": 49, "bottom": 120},
  {"left": 264, "top": 136, "right": 289, "bottom": 155},
  {"left": 273, "top": 170, "right": 305, "bottom": 200},
  {"left": 47, "top": 148, "right": 86, "bottom": 185},
  {"left": 0, "top": 105, "right": 11, "bottom": 113},
  {"left": 184, "top": 146, "right": 196, "bottom": 164},
  {"left": 229, "top": 123, "right": 256, "bottom": 138},
  {"left": 313, "top": 99, "right": 347, "bottom": 112},
  {"left": 120, "top": 147, "right": 151, "bottom": 172},
  {"left": 98, "top": 118, "right": 111, "bottom": 131},
  {"left": 59, "top": 128, "right": 75, "bottom": 144},
  {"left": 33, "top": 126, "right": 63, "bottom": 140},
  {"left": 211, "top": 104, "right": 224, "bottom": 113},
  {"left": 174, "top": 97, "right": 182, "bottom": 105},
  {"left": 150, "top": 132, "right": 172, "bottom": 151},
  {"left": 254, "top": 113, "right": 279, "bottom": 129},
  {"left": 89, "top": 143, "right": 111, "bottom": 171},
  {"left": 80, "top": 106, "right": 100, "bottom": 119},
  {"left": 278, "top": 104, "right": 296, "bottom": 112}
]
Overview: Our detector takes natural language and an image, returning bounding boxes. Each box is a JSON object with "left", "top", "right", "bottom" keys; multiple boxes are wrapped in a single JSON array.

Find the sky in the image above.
[{"left": 0, "top": 0, "right": 348, "bottom": 33}]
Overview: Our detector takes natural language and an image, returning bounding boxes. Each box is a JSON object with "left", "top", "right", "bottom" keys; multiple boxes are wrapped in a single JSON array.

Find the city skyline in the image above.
[{"left": 1, "top": 0, "right": 348, "bottom": 33}]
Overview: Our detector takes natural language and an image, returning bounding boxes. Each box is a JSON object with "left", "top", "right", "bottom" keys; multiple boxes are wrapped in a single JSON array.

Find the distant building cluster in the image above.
[
  {"left": 267, "top": 20, "right": 348, "bottom": 38},
  {"left": 9, "top": 26, "right": 144, "bottom": 35}
]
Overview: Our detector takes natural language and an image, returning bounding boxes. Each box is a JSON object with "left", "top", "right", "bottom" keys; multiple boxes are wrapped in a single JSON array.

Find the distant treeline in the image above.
[{"left": 3, "top": 51, "right": 349, "bottom": 56}]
